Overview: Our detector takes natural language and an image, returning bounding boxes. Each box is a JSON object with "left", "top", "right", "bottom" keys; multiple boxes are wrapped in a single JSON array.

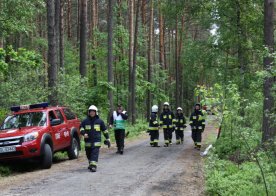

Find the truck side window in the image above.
[
  {"left": 49, "top": 111, "right": 57, "bottom": 122},
  {"left": 63, "top": 108, "right": 76, "bottom": 120},
  {"left": 55, "top": 110, "right": 64, "bottom": 123}
]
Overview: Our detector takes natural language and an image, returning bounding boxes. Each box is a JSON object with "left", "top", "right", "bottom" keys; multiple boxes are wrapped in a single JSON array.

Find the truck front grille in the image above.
[{"left": 0, "top": 136, "right": 23, "bottom": 147}]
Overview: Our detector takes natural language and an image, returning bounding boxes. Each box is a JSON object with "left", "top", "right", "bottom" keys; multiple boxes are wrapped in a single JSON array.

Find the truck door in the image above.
[
  {"left": 55, "top": 109, "right": 70, "bottom": 148},
  {"left": 48, "top": 110, "right": 66, "bottom": 151}
]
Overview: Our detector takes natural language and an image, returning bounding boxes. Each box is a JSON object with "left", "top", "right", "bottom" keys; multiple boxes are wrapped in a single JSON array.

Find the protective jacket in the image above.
[
  {"left": 189, "top": 109, "right": 205, "bottom": 131},
  {"left": 160, "top": 109, "right": 175, "bottom": 128},
  {"left": 148, "top": 112, "right": 159, "bottom": 131},
  {"left": 174, "top": 113, "right": 186, "bottom": 130},
  {"left": 80, "top": 115, "right": 109, "bottom": 147}
]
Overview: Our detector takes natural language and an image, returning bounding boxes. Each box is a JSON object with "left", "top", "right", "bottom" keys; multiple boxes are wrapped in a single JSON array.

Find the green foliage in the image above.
[
  {"left": 0, "top": 166, "right": 11, "bottom": 177},
  {"left": 205, "top": 150, "right": 276, "bottom": 196},
  {"left": 0, "top": 0, "right": 44, "bottom": 37},
  {"left": 198, "top": 80, "right": 275, "bottom": 195},
  {"left": 0, "top": 47, "right": 46, "bottom": 110}
]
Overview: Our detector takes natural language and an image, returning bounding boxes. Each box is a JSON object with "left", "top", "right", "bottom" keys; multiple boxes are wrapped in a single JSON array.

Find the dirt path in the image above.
[{"left": 0, "top": 118, "right": 216, "bottom": 196}]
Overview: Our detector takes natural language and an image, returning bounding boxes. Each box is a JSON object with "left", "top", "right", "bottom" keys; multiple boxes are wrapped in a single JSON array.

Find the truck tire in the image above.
[
  {"left": 67, "top": 137, "right": 79, "bottom": 160},
  {"left": 41, "top": 144, "right": 53, "bottom": 169}
]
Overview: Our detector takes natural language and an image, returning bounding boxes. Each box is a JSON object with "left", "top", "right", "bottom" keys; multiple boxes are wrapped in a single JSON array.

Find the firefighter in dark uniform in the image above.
[
  {"left": 148, "top": 105, "right": 160, "bottom": 147},
  {"left": 189, "top": 103, "right": 205, "bottom": 150},
  {"left": 174, "top": 107, "right": 186, "bottom": 144},
  {"left": 109, "top": 104, "right": 128, "bottom": 154},
  {"left": 80, "top": 105, "right": 111, "bottom": 172},
  {"left": 160, "top": 102, "right": 175, "bottom": 147}
]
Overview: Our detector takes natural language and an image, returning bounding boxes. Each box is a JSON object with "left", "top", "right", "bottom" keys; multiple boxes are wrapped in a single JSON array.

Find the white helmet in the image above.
[
  {"left": 88, "top": 105, "right": 98, "bottom": 115},
  {"left": 163, "top": 102, "right": 170, "bottom": 106},
  {"left": 177, "top": 107, "right": 183, "bottom": 111},
  {"left": 151, "top": 105, "right": 158, "bottom": 112}
]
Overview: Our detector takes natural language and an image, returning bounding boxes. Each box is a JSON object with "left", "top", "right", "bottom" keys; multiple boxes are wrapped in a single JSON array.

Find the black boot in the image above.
[
  {"left": 90, "top": 165, "right": 97, "bottom": 172},
  {"left": 120, "top": 147, "right": 124, "bottom": 154}
]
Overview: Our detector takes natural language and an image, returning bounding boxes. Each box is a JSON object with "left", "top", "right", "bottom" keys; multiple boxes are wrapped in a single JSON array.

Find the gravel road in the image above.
[{"left": 0, "top": 125, "right": 209, "bottom": 196}]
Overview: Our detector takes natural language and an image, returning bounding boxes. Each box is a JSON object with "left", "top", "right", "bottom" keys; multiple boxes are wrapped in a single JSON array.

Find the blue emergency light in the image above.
[{"left": 10, "top": 102, "right": 49, "bottom": 112}]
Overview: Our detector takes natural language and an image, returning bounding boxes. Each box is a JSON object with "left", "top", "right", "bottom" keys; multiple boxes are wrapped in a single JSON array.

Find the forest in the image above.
[{"left": 0, "top": 0, "right": 275, "bottom": 195}]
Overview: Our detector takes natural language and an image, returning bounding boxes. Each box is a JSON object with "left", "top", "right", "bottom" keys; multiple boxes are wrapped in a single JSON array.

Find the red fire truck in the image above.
[{"left": 0, "top": 103, "right": 81, "bottom": 169}]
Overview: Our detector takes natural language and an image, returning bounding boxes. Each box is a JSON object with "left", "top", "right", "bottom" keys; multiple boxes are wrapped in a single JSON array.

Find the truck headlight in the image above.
[{"left": 24, "top": 132, "right": 39, "bottom": 142}]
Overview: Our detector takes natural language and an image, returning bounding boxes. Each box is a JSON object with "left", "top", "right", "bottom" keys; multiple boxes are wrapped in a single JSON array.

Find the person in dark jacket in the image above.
[
  {"left": 80, "top": 105, "right": 110, "bottom": 172},
  {"left": 174, "top": 107, "right": 186, "bottom": 144},
  {"left": 109, "top": 104, "right": 128, "bottom": 154},
  {"left": 148, "top": 105, "right": 160, "bottom": 147},
  {"left": 160, "top": 102, "right": 175, "bottom": 147},
  {"left": 189, "top": 103, "right": 205, "bottom": 150}
]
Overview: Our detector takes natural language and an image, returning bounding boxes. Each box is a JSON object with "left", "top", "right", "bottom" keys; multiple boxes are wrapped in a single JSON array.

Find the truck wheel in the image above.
[
  {"left": 41, "top": 144, "right": 53, "bottom": 169},
  {"left": 67, "top": 137, "right": 79, "bottom": 160}
]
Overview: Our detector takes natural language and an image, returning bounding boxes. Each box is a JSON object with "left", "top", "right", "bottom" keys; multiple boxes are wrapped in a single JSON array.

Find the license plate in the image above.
[{"left": 0, "top": 146, "right": 16, "bottom": 153}]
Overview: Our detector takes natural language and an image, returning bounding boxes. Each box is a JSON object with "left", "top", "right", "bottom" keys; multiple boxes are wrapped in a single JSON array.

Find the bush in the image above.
[{"left": 205, "top": 150, "right": 276, "bottom": 196}]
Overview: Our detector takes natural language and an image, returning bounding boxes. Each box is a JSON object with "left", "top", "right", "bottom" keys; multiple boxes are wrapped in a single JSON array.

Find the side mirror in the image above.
[{"left": 50, "top": 119, "right": 61, "bottom": 126}]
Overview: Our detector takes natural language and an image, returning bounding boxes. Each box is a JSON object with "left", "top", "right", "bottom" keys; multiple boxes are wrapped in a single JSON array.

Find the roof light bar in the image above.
[{"left": 11, "top": 102, "right": 49, "bottom": 112}]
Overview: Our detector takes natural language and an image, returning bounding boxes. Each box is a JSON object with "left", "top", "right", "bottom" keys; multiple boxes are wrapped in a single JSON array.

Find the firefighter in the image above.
[
  {"left": 174, "top": 107, "right": 186, "bottom": 144},
  {"left": 160, "top": 102, "right": 175, "bottom": 147},
  {"left": 148, "top": 105, "right": 160, "bottom": 147},
  {"left": 189, "top": 103, "right": 205, "bottom": 150},
  {"left": 109, "top": 104, "right": 128, "bottom": 154},
  {"left": 80, "top": 105, "right": 111, "bottom": 172}
]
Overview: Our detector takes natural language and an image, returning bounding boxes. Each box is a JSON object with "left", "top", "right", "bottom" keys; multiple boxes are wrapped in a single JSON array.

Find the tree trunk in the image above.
[
  {"left": 47, "top": 0, "right": 58, "bottom": 106},
  {"left": 77, "top": 0, "right": 80, "bottom": 43},
  {"left": 178, "top": 14, "right": 185, "bottom": 107},
  {"left": 60, "top": 0, "right": 64, "bottom": 70},
  {"left": 132, "top": 0, "right": 140, "bottom": 124},
  {"left": 107, "top": 0, "right": 114, "bottom": 118},
  {"left": 92, "top": 0, "right": 98, "bottom": 86},
  {"left": 55, "top": 0, "right": 60, "bottom": 68},
  {"left": 67, "top": 0, "right": 72, "bottom": 39},
  {"left": 79, "top": 0, "right": 87, "bottom": 77},
  {"left": 128, "top": 0, "right": 134, "bottom": 122},
  {"left": 141, "top": 0, "right": 147, "bottom": 26},
  {"left": 147, "top": 0, "right": 153, "bottom": 121},
  {"left": 175, "top": 16, "right": 179, "bottom": 108},
  {"left": 262, "top": 0, "right": 275, "bottom": 142},
  {"left": 158, "top": 0, "right": 165, "bottom": 69}
]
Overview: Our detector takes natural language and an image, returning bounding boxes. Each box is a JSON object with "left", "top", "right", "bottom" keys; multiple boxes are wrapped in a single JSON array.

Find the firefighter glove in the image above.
[{"left": 104, "top": 139, "right": 111, "bottom": 148}]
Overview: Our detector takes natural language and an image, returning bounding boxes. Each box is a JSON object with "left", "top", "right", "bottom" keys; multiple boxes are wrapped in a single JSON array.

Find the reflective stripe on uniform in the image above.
[
  {"left": 202, "top": 122, "right": 206, "bottom": 125},
  {"left": 164, "top": 140, "right": 169, "bottom": 144},
  {"left": 153, "top": 121, "right": 158, "bottom": 125},
  {"left": 80, "top": 127, "right": 85, "bottom": 131},
  {"left": 149, "top": 127, "right": 159, "bottom": 130},
  {"left": 94, "top": 142, "right": 101, "bottom": 147},
  {"left": 90, "top": 161, "right": 97, "bottom": 166},
  {"left": 94, "top": 124, "right": 101, "bottom": 131},
  {"left": 85, "top": 142, "right": 92, "bottom": 147},
  {"left": 198, "top": 126, "right": 202, "bottom": 130},
  {"left": 154, "top": 139, "right": 159, "bottom": 143},
  {"left": 85, "top": 125, "right": 91, "bottom": 130},
  {"left": 169, "top": 115, "right": 172, "bottom": 119}
]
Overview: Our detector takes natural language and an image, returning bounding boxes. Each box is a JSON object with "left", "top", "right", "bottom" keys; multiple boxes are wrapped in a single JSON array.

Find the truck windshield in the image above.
[{"left": 0, "top": 112, "right": 47, "bottom": 130}]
